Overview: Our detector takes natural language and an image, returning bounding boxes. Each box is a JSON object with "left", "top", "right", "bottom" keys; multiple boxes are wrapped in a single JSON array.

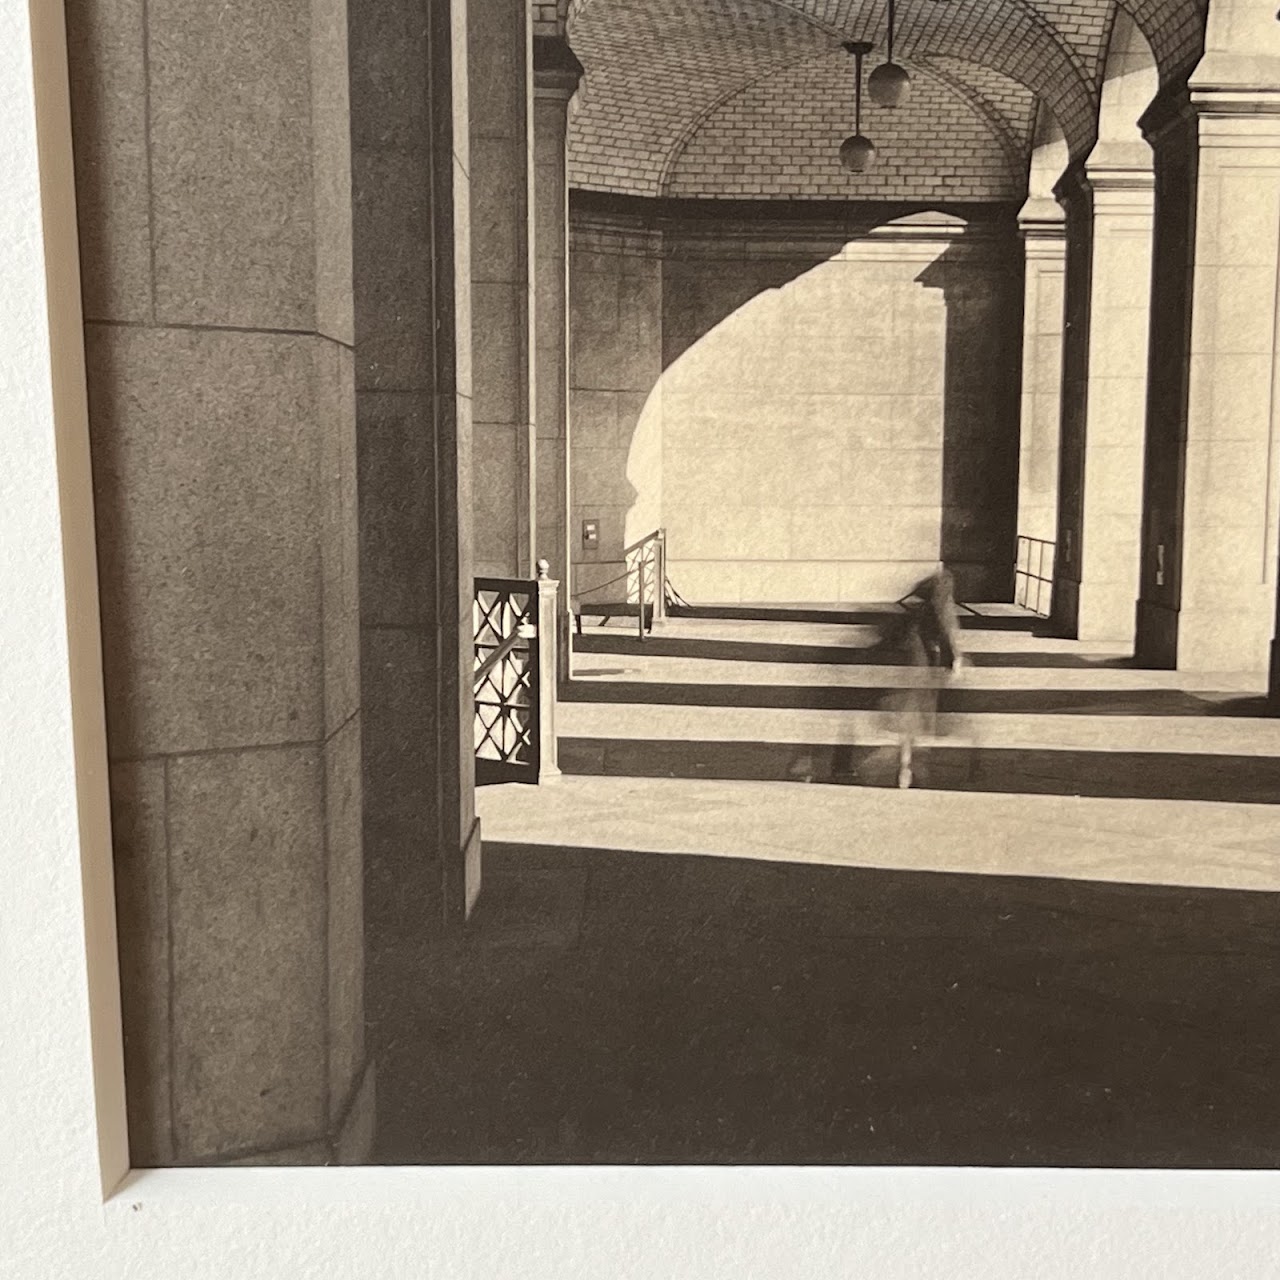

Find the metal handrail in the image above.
[
  {"left": 1014, "top": 534, "right": 1055, "bottom": 617},
  {"left": 571, "top": 567, "right": 632, "bottom": 597},
  {"left": 573, "top": 528, "right": 669, "bottom": 640},
  {"left": 621, "top": 528, "right": 662, "bottom": 558},
  {"left": 626, "top": 528, "right": 665, "bottom": 640}
]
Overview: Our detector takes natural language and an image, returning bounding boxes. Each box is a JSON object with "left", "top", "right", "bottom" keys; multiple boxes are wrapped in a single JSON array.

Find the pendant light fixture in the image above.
[
  {"left": 839, "top": 41, "right": 876, "bottom": 173},
  {"left": 868, "top": 0, "right": 911, "bottom": 108}
]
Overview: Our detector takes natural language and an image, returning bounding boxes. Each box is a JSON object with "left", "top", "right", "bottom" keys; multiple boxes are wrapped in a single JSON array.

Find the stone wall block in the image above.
[
  {"left": 88, "top": 326, "right": 327, "bottom": 759},
  {"left": 168, "top": 746, "right": 328, "bottom": 1160}
]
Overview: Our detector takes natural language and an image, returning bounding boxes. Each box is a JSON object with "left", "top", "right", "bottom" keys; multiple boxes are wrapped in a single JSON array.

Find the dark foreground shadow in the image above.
[{"left": 370, "top": 844, "right": 1280, "bottom": 1167}]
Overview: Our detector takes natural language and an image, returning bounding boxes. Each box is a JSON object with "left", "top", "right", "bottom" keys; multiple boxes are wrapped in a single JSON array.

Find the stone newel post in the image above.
[{"left": 536, "top": 560, "right": 562, "bottom": 781}]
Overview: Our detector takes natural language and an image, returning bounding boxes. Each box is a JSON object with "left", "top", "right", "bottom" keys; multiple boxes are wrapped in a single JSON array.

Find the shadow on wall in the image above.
[
  {"left": 611, "top": 211, "right": 1023, "bottom": 604},
  {"left": 621, "top": 249, "right": 842, "bottom": 551},
  {"left": 918, "top": 231, "right": 1022, "bottom": 601}
]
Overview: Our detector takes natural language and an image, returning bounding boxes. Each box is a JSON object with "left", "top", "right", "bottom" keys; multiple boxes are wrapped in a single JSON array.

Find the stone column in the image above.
[
  {"left": 1052, "top": 150, "right": 1154, "bottom": 644},
  {"left": 469, "top": 0, "right": 536, "bottom": 577},
  {"left": 351, "top": 0, "right": 479, "bottom": 946},
  {"left": 1015, "top": 196, "right": 1066, "bottom": 553},
  {"left": 533, "top": 35, "right": 584, "bottom": 615},
  {"left": 68, "top": 0, "right": 368, "bottom": 1163},
  {"left": 1137, "top": 71, "right": 1280, "bottom": 677},
  {"left": 1050, "top": 170, "right": 1094, "bottom": 633}
]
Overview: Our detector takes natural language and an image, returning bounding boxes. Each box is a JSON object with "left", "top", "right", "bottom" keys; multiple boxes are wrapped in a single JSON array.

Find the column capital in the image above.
[
  {"left": 1083, "top": 146, "right": 1155, "bottom": 218},
  {"left": 1055, "top": 148, "right": 1154, "bottom": 218},
  {"left": 533, "top": 35, "right": 584, "bottom": 98},
  {"left": 1190, "top": 51, "right": 1280, "bottom": 114},
  {"left": 1142, "top": 65, "right": 1280, "bottom": 155},
  {"left": 1144, "top": 58, "right": 1280, "bottom": 133},
  {"left": 1017, "top": 195, "right": 1066, "bottom": 245}
]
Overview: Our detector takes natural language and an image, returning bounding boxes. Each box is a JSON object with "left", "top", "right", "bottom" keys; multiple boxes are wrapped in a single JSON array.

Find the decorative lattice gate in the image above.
[{"left": 473, "top": 577, "right": 542, "bottom": 785}]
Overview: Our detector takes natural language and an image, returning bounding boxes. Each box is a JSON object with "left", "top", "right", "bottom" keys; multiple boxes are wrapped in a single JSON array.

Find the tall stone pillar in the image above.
[
  {"left": 351, "top": 0, "right": 478, "bottom": 948},
  {"left": 68, "top": 0, "right": 368, "bottom": 1163},
  {"left": 469, "top": 0, "right": 536, "bottom": 577},
  {"left": 1051, "top": 170, "right": 1094, "bottom": 634},
  {"left": 533, "top": 35, "right": 584, "bottom": 604},
  {"left": 1137, "top": 67, "right": 1280, "bottom": 677},
  {"left": 1053, "top": 152, "right": 1154, "bottom": 644},
  {"left": 1015, "top": 196, "right": 1066, "bottom": 552}
]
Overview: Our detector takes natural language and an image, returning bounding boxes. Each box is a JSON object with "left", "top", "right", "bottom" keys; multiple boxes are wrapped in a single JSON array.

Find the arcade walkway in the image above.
[{"left": 370, "top": 609, "right": 1280, "bottom": 1167}]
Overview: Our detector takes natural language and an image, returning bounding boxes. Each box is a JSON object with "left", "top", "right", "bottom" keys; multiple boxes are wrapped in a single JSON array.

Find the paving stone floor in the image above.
[{"left": 371, "top": 610, "right": 1280, "bottom": 1166}]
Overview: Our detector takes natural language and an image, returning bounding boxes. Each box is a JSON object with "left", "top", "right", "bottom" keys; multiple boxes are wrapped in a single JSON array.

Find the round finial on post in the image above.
[{"left": 536, "top": 558, "right": 550, "bottom": 581}]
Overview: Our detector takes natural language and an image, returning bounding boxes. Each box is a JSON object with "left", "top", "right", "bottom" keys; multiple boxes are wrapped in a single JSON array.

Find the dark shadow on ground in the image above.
[
  {"left": 558, "top": 737, "right": 1280, "bottom": 803},
  {"left": 574, "top": 632, "right": 1130, "bottom": 668},
  {"left": 563, "top": 680, "right": 1268, "bottom": 718},
  {"left": 370, "top": 844, "right": 1280, "bottom": 1167}
]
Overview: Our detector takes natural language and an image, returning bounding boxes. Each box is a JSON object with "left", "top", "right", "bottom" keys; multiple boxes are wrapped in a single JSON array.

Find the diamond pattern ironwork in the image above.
[{"left": 474, "top": 579, "right": 541, "bottom": 779}]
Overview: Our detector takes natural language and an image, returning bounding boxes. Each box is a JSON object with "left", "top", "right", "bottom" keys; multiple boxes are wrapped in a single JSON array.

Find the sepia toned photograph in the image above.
[{"left": 62, "top": 0, "right": 1280, "bottom": 1172}]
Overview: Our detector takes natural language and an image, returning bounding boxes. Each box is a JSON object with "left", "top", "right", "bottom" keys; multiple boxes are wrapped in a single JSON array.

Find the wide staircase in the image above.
[
  {"left": 559, "top": 601, "right": 1278, "bottom": 805},
  {"left": 444, "top": 591, "right": 1280, "bottom": 1167}
]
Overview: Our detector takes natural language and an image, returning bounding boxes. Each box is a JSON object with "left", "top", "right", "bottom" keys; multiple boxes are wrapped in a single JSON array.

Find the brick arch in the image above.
[
  {"left": 571, "top": 0, "right": 1102, "bottom": 147},
  {"left": 661, "top": 50, "right": 1030, "bottom": 201},
  {"left": 921, "top": 57, "right": 1039, "bottom": 170},
  {"left": 1121, "top": 0, "right": 1208, "bottom": 84},
  {"left": 568, "top": 0, "right": 836, "bottom": 196},
  {"left": 565, "top": 0, "right": 1137, "bottom": 207}
]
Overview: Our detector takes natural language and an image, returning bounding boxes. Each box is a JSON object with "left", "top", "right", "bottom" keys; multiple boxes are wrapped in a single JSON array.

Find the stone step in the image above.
[
  {"left": 575, "top": 630, "right": 1129, "bottom": 668},
  {"left": 570, "top": 653, "right": 1266, "bottom": 694},
  {"left": 577, "top": 600, "right": 1045, "bottom": 630},
  {"left": 558, "top": 700, "right": 1280, "bottom": 755},
  {"left": 667, "top": 602, "right": 1046, "bottom": 630},
  {"left": 476, "top": 775, "right": 1280, "bottom": 893},
  {"left": 580, "top": 616, "right": 1101, "bottom": 651},
  {"left": 564, "top": 679, "right": 1266, "bottom": 717},
  {"left": 557, "top": 736, "right": 1280, "bottom": 805}
]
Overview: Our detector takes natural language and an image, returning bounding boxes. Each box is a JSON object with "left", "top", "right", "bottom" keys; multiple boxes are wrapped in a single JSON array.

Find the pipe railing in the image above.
[
  {"left": 572, "top": 527, "right": 670, "bottom": 641},
  {"left": 1015, "top": 535, "right": 1055, "bottom": 618},
  {"left": 623, "top": 527, "right": 667, "bottom": 640}
]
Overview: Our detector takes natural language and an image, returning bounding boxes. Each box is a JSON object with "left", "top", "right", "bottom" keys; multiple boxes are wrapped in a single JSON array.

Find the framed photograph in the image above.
[{"left": 8, "top": 0, "right": 1280, "bottom": 1272}]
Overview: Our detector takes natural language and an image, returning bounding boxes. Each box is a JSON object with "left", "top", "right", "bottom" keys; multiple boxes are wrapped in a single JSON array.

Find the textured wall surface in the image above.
[
  {"left": 65, "top": 0, "right": 367, "bottom": 1166},
  {"left": 568, "top": 217, "right": 664, "bottom": 598},
  {"left": 570, "top": 204, "right": 1023, "bottom": 604}
]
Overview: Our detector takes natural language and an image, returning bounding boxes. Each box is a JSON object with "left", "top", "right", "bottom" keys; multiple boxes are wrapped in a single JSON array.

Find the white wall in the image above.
[{"left": 7, "top": 0, "right": 1280, "bottom": 1275}]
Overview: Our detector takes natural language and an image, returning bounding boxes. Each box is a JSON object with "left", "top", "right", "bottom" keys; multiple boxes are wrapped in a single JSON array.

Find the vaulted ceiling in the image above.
[{"left": 562, "top": 0, "right": 1209, "bottom": 202}]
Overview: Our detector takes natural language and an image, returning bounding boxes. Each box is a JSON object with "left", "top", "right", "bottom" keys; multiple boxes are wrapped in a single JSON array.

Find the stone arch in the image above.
[
  {"left": 1122, "top": 0, "right": 1208, "bottom": 85},
  {"left": 1028, "top": 101, "right": 1071, "bottom": 201},
  {"left": 1095, "top": 5, "right": 1160, "bottom": 151}
]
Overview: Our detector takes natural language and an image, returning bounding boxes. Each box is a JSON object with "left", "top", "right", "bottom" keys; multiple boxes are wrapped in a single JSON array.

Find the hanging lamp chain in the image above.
[
  {"left": 887, "top": 0, "right": 895, "bottom": 65},
  {"left": 854, "top": 45, "right": 863, "bottom": 133}
]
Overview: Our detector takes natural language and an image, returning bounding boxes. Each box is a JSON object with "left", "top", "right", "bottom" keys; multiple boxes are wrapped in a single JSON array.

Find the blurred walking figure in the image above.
[{"left": 885, "top": 565, "right": 966, "bottom": 789}]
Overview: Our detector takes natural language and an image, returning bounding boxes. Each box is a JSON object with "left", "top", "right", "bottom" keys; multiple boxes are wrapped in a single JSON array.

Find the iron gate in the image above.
[{"left": 473, "top": 577, "right": 541, "bottom": 785}]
